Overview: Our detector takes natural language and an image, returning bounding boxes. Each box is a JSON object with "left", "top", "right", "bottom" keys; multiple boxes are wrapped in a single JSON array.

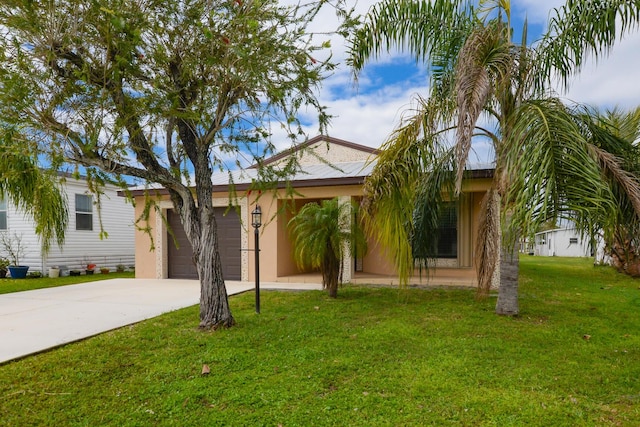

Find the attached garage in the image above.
[{"left": 167, "top": 208, "right": 242, "bottom": 280}]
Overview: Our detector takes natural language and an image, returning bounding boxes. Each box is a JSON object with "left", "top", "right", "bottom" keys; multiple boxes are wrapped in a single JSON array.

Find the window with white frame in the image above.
[
  {"left": 0, "top": 198, "right": 6, "bottom": 230},
  {"left": 75, "top": 194, "right": 93, "bottom": 231}
]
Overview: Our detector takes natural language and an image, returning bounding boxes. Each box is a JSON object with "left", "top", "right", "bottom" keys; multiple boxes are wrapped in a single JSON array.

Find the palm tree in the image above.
[
  {"left": 585, "top": 107, "right": 640, "bottom": 275},
  {"left": 347, "top": 0, "right": 640, "bottom": 315},
  {"left": 288, "top": 198, "right": 367, "bottom": 298}
]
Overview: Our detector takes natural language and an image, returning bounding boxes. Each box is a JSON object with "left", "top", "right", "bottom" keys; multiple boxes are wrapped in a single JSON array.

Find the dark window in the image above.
[
  {"left": 0, "top": 198, "right": 6, "bottom": 230},
  {"left": 436, "top": 203, "right": 458, "bottom": 258},
  {"left": 75, "top": 194, "right": 93, "bottom": 231}
]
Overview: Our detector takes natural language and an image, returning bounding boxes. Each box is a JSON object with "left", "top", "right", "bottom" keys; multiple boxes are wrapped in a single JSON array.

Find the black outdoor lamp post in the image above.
[{"left": 251, "top": 205, "right": 262, "bottom": 314}]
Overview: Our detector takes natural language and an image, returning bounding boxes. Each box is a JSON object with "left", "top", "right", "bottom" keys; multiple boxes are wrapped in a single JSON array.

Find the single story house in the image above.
[
  {"left": 534, "top": 227, "right": 602, "bottom": 258},
  {"left": 129, "top": 136, "right": 494, "bottom": 287},
  {"left": 0, "top": 173, "right": 135, "bottom": 274}
]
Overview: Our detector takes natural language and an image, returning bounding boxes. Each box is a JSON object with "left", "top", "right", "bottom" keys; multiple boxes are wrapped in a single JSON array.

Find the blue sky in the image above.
[{"left": 275, "top": 0, "right": 640, "bottom": 163}]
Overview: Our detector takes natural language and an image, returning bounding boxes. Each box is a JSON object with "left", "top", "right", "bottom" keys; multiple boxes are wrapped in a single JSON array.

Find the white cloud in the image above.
[
  {"left": 508, "top": 1, "right": 640, "bottom": 109},
  {"left": 514, "top": 0, "right": 564, "bottom": 26},
  {"left": 323, "top": 82, "right": 429, "bottom": 148},
  {"left": 560, "top": 32, "right": 640, "bottom": 109},
  {"left": 284, "top": 1, "right": 640, "bottom": 156}
]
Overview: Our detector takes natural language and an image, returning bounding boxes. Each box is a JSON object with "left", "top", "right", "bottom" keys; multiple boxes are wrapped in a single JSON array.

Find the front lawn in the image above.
[
  {"left": 0, "top": 271, "right": 135, "bottom": 295},
  {"left": 1, "top": 256, "right": 638, "bottom": 426}
]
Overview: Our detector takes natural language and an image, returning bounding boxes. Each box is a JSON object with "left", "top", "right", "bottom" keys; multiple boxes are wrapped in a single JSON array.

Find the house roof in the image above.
[
  {"left": 229, "top": 160, "right": 377, "bottom": 190},
  {"left": 124, "top": 136, "right": 494, "bottom": 196},
  {"left": 126, "top": 160, "right": 494, "bottom": 196},
  {"left": 127, "top": 160, "right": 376, "bottom": 196}
]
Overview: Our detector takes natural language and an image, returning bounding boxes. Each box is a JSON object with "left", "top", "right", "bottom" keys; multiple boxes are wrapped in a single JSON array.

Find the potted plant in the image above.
[
  {"left": 48, "top": 266, "right": 60, "bottom": 278},
  {"left": 0, "top": 257, "right": 9, "bottom": 279},
  {"left": 100, "top": 267, "right": 110, "bottom": 274},
  {"left": 116, "top": 264, "right": 125, "bottom": 273},
  {"left": 86, "top": 262, "right": 96, "bottom": 275},
  {"left": 0, "top": 232, "right": 29, "bottom": 279}
]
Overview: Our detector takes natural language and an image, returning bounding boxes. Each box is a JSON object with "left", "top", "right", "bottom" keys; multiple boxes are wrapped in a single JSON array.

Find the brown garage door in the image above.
[{"left": 167, "top": 208, "right": 241, "bottom": 280}]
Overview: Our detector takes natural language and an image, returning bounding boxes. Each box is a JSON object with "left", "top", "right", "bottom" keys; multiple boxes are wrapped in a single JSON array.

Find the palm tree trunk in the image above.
[
  {"left": 496, "top": 233, "right": 519, "bottom": 316},
  {"left": 323, "top": 251, "right": 340, "bottom": 298}
]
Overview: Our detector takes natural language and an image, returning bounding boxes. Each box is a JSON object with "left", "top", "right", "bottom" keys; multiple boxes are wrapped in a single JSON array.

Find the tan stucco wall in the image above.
[
  {"left": 134, "top": 201, "right": 158, "bottom": 279},
  {"left": 247, "top": 192, "right": 278, "bottom": 282},
  {"left": 132, "top": 177, "right": 493, "bottom": 284},
  {"left": 255, "top": 185, "right": 365, "bottom": 281},
  {"left": 276, "top": 198, "right": 320, "bottom": 277},
  {"left": 362, "top": 239, "right": 396, "bottom": 276}
]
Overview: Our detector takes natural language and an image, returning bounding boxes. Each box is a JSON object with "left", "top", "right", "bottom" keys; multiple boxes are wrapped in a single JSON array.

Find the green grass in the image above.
[
  {"left": 1, "top": 256, "right": 639, "bottom": 426},
  {"left": 0, "top": 271, "right": 135, "bottom": 295}
]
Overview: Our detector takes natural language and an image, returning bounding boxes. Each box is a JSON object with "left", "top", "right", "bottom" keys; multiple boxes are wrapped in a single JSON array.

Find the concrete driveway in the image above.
[{"left": 0, "top": 279, "right": 321, "bottom": 364}]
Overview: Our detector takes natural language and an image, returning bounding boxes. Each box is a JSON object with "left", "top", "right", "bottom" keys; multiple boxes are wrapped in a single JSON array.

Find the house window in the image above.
[
  {"left": 0, "top": 198, "right": 6, "bottom": 230},
  {"left": 413, "top": 202, "right": 458, "bottom": 260},
  {"left": 436, "top": 203, "right": 458, "bottom": 259},
  {"left": 75, "top": 194, "right": 93, "bottom": 231}
]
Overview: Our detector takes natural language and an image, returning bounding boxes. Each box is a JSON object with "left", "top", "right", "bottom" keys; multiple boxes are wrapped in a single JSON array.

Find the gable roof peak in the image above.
[{"left": 251, "top": 135, "right": 379, "bottom": 168}]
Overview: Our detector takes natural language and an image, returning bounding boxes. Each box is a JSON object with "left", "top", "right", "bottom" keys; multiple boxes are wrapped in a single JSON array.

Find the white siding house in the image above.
[
  {"left": 534, "top": 228, "right": 594, "bottom": 257},
  {"left": 0, "top": 175, "right": 134, "bottom": 274}
]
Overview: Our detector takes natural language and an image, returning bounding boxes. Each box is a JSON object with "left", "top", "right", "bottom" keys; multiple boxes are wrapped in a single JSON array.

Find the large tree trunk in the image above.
[
  {"left": 173, "top": 124, "right": 235, "bottom": 329},
  {"left": 496, "top": 236, "right": 519, "bottom": 316},
  {"left": 609, "top": 235, "right": 640, "bottom": 277},
  {"left": 195, "top": 205, "right": 235, "bottom": 329}
]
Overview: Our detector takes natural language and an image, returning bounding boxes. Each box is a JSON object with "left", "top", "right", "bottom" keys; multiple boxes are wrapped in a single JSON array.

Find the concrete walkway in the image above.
[{"left": 0, "top": 279, "right": 321, "bottom": 364}]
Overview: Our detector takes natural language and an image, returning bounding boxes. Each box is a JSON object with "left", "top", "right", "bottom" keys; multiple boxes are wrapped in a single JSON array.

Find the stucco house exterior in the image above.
[
  {"left": 0, "top": 174, "right": 135, "bottom": 274},
  {"left": 129, "top": 136, "right": 494, "bottom": 287}
]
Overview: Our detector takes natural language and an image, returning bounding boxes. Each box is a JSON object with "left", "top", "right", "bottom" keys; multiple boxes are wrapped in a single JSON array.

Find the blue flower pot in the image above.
[{"left": 8, "top": 266, "right": 29, "bottom": 279}]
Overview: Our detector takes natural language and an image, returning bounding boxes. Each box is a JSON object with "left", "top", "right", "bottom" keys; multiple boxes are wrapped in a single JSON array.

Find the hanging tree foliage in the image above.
[{"left": 0, "top": 0, "right": 343, "bottom": 328}]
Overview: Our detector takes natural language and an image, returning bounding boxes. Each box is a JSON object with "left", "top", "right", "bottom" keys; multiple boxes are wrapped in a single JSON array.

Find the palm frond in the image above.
[
  {"left": 503, "top": 98, "right": 616, "bottom": 240},
  {"left": 347, "top": 0, "right": 474, "bottom": 78},
  {"left": 411, "top": 148, "right": 456, "bottom": 272},
  {"left": 600, "top": 106, "right": 640, "bottom": 143},
  {"left": 454, "top": 21, "right": 511, "bottom": 192},
  {"left": 593, "top": 146, "right": 640, "bottom": 217},
  {"left": 575, "top": 109, "right": 640, "bottom": 254},
  {"left": 362, "top": 96, "right": 453, "bottom": 284},
  {"left": 475, "top": 186, "right": 500, "bottom": 298},
  {"left": 361, "top": 136, "right": 422, "bottom": 283},
  {"left": 537, "top": 0, "right": 640, "bottom": 91}
]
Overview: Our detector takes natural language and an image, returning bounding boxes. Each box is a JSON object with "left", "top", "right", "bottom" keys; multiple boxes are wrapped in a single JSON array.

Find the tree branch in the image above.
[{"left": 166, "top": 117, "right": 179, "bottom": 170}]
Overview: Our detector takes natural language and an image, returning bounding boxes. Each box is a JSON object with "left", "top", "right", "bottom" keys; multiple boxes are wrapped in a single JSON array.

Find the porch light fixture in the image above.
[
  {"left": 252, "top": 205, "right": 262, "bottom": 314},
  {"left": 251, "top": 205, "right": 262, "bottom": 229}
]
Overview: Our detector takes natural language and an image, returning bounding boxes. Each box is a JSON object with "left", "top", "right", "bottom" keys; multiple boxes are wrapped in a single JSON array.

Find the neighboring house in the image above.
[
  {"left": 129, "top": 136, "right": 494, "bottom": 286},
  {"left": 533, "top": 228, "right": 596, "bottom": 257},
  {"left": 0, "top": 174, "right": 135, "bottom": 274}
]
